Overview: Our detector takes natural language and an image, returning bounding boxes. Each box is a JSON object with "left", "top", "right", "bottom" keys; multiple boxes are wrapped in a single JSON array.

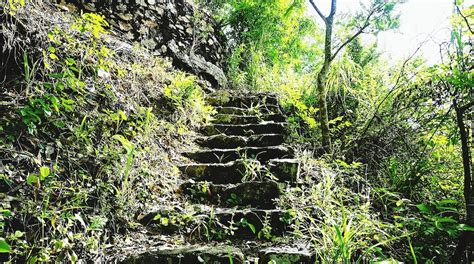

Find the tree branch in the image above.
[
  {"left": 309, "top": 0, "right": 327, "bottom": 24},
  {"left": 456, "top": 5, "right": 474, "bottom": 35},
  {"left": 357, "top": 43, "right": 423, "bottom": 138},
  {"left": 330, "top": 24, "right": 368, "bottom": 61},
  {"left": 329, "top": 0, "right": 337, "bottom": 18},
  {"left": 330, "top": 5, "right": 378, "bottom": 61}
]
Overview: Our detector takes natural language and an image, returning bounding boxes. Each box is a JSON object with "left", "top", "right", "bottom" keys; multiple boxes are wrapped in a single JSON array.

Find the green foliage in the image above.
[
  {"left": 3, "top": 0, "right": 26, "bottom": 15},
  {"left": 0, "top": 238, "right": 11, "bottom": 253},
  {"left": 1, "top": 0, "right": 471, "bottom": 262},
  {"left": 0, "top": 2, "right": 213, "bottom": 262},
  {"left": 279, "top": 153, "right": 399, "bottom": 262},
  {"left": 164, "top": 73, "right": 215, "bottom": 131}
]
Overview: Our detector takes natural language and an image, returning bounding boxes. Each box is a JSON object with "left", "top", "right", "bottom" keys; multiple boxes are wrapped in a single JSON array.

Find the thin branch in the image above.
[
  {"left": 329, "top": 0, "right": 337, "bottom": 18},
  {"left": 357, "top": 43, "right": 424, "bottom": 138},
  {"left": 330, "top": 6, "right": 378, "bottom": 61},
  {"left": 456, "top": 5, "right": 474, "bottom": 34},
  {"left": 330, "top": 24, "right": 368, "bottom": 61},
  {"left": 308, "top": 0, "right": 327, "bottom": 24},
  {"left": 421, "top": 104, "right": 454, "bottom": 155}
]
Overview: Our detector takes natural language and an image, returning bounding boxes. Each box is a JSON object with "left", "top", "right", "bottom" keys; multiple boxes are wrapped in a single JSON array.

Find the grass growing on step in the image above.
[{"left": 238, "top": 152, "right": 276, "bottom": 182}]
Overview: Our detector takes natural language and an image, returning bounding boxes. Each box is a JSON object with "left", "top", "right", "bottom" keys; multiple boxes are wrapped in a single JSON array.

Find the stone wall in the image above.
[{"left": 59, "top": 0, "right": 227, "bottom": 87}]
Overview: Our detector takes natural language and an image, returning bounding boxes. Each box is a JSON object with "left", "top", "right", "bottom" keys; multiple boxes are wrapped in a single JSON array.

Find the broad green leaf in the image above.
[
  {"left": 118, "top": 110, "right": 127, "bottom": 121},
  {"left": 416, "top": 204, "right": 431, "bottom": 213},
  {"left": 27, "top": 174, "right": 38, "bottom": 185},
  {"left": 39, "top": 166, "right": 50, "bottom": 180},
  {"left": 0, "top": 238, "right": 10, "bottom": 253},
  {"left": 160, "top": 217, "right": 169, "bottom": 226},
  {"left": 0, "top": 209, "right": 11, "bottom": 217},
  {"left": 153, "top": 214, "right": 161, "bottom": 221},
  {"left": 49, "top": 53, "right": 59, "bottom": 60}
]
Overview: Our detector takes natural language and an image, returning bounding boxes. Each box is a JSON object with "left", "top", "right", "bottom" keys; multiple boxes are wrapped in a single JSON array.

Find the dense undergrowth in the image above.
[
  {"left": 202, "top": 0, "right": 473, "bottom": 262},
  {"left": 0, "top": 0, "right": 472, "bottom": 263},
  {"left": 0, "top": 1, "right": 213, "bottom": 262}
]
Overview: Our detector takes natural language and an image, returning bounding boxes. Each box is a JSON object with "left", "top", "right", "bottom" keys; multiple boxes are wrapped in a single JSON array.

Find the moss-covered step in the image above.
[
  {"left": 206, "top": 93, "right": 279, "bottom": 108},
  {"left": 180, "top": 181, "right": 281, "bottom": 208},
  {"left": 183, "top": 146, "right": 294, "bottom": 163},
  {"left": 268, "top": 159, "right": 301, "bottom": 182},
  {"left": 213, "top": 113, "right": 286, "bottom": 125},
  {"left": 195, "top": 134, "right": 285, "bottom": 148},
  {"left": 214, "top": 105, "right": 281, "bottom": 115},
  {"left": 201, "top": 122, "right": 288, "bottom": 136},
  {"left": 120, "top": 245, "right": 244, "bottom": 264}
]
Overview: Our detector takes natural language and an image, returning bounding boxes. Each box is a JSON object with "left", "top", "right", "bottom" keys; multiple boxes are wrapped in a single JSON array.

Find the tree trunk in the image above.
[
  {"left": 452, "top": 102, "right": 473, "bottom": 262},
  {"left": 316, "top": 15, "right": 334, "bottom": 153},
  {"left": 316, "top": 66, "right": 331, "bottom": 153},
  {"left": 455, "top": 105, "right": 473, "bottom": 225}
]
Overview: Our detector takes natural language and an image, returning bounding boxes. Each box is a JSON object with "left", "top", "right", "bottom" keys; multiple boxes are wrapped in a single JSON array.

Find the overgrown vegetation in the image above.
[
  {"left": 202, "top": 0, "right": 473, "bottom": 262},
  {"left": 1, "top": 0, "right": 473, "bottom": 262},
  {"left": 0, "top": 1, "right": 213, "bottom": 262}
]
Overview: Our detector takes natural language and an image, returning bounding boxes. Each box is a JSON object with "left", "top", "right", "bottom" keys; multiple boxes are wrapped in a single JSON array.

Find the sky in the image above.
[{"left": 307, "top": 0, "right": 472, "bottom": 64}]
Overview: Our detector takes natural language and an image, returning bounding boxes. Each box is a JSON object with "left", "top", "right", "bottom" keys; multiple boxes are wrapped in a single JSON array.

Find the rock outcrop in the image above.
[{"left": 59, "top": 0, "right": 228, "bottom": 87}]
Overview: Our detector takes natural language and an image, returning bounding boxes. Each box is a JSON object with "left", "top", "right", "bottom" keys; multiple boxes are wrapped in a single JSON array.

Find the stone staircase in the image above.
[{"left": 122, "top": 92, "right": 314, "bottom": 263}]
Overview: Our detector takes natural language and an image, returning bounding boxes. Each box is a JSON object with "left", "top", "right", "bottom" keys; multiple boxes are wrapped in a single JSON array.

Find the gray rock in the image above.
[
  {"left": 269, "top": 159, "right": 301, "bottom": 182},
  {"left": 121, "top": 245, "right": 244, "bottom": 264},
  {"left": 61, "top": 0, "right": 228, "bottom": 87}
]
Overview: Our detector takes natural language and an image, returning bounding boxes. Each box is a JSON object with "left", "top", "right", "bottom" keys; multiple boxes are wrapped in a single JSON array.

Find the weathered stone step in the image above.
[
  {"left": 211, "top": 208, "right": 290, "bottom": 239},
  {"left": 195, "top": 134, "right": 284, "bottom": 148},
  {"left": 178, "top": 161, "right": 247, "bottom": 184},
  {"left": 179, "top": 159, "right": 300, "bottom": 184},
  {"left": 268, "top": 159, "right": 301, "bottom": 182},
  {"left": 214, "top": 105, "right": 281, "bottom": 115},
  {"left": 183, "top": 146, "right": 294, "bottom": 163},
  {"left": 120, "top": 245, "right": 244, "bottom": 264},
  {"left": 207, "top": 94, "right": 279, "bottom": 108},
  {"left": 201, "top": 122, "right": 287, "bottom": 136},
  {"left": 139, "top": 207, "right": 292, "bottom": 240},
  {"left": 213, "top": 113, "right": 286, "bottom": 124},
  {"left": 258, "top": 245, "right": 316, "bottom": 263},
  {"left": 180, "top": 181, "right": 280, "bottom": 209}
]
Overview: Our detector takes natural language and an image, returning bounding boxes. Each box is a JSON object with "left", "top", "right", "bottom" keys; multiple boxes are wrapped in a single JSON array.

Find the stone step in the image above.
[
  {"left": 207, "top": 94, "right": 279, "bottom": 108},
  {"left": 258, "top": 245, "right": 316, "bottom": 263},
  {"left": 213, "top": 113, "right": 286, "bottom": 125},
  {"left": 183, "top": 146, "right": 294, "bottom": 163},
  {"left": 268, "top": 159, "right": 301, "bottom": 182},
  {"left": 180, "top": 181, "right": 280, "bottom": 209},
  {"left": 195, "top": 134, "right": 284, "bottom": 148},
  {"left": 178, "top": 159, "right": 300, "bottom": 184},
  {"left": 214, "top": 105, "right": 281, "bottom": 116},
  {"left": 211, "top": 208, "right": 290, "bottom": 239},
  {"left": 139, "top": 207, "right": 292, "bottom": 240},
  {"left": 201, "top": 122, "right": 287, "bottom": 136},
  {"left": 120, "top": 245, "right": 244, "bottom": 264},
  {"left": 178, "top": 161, "right": 255, "bottom": 184}
]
